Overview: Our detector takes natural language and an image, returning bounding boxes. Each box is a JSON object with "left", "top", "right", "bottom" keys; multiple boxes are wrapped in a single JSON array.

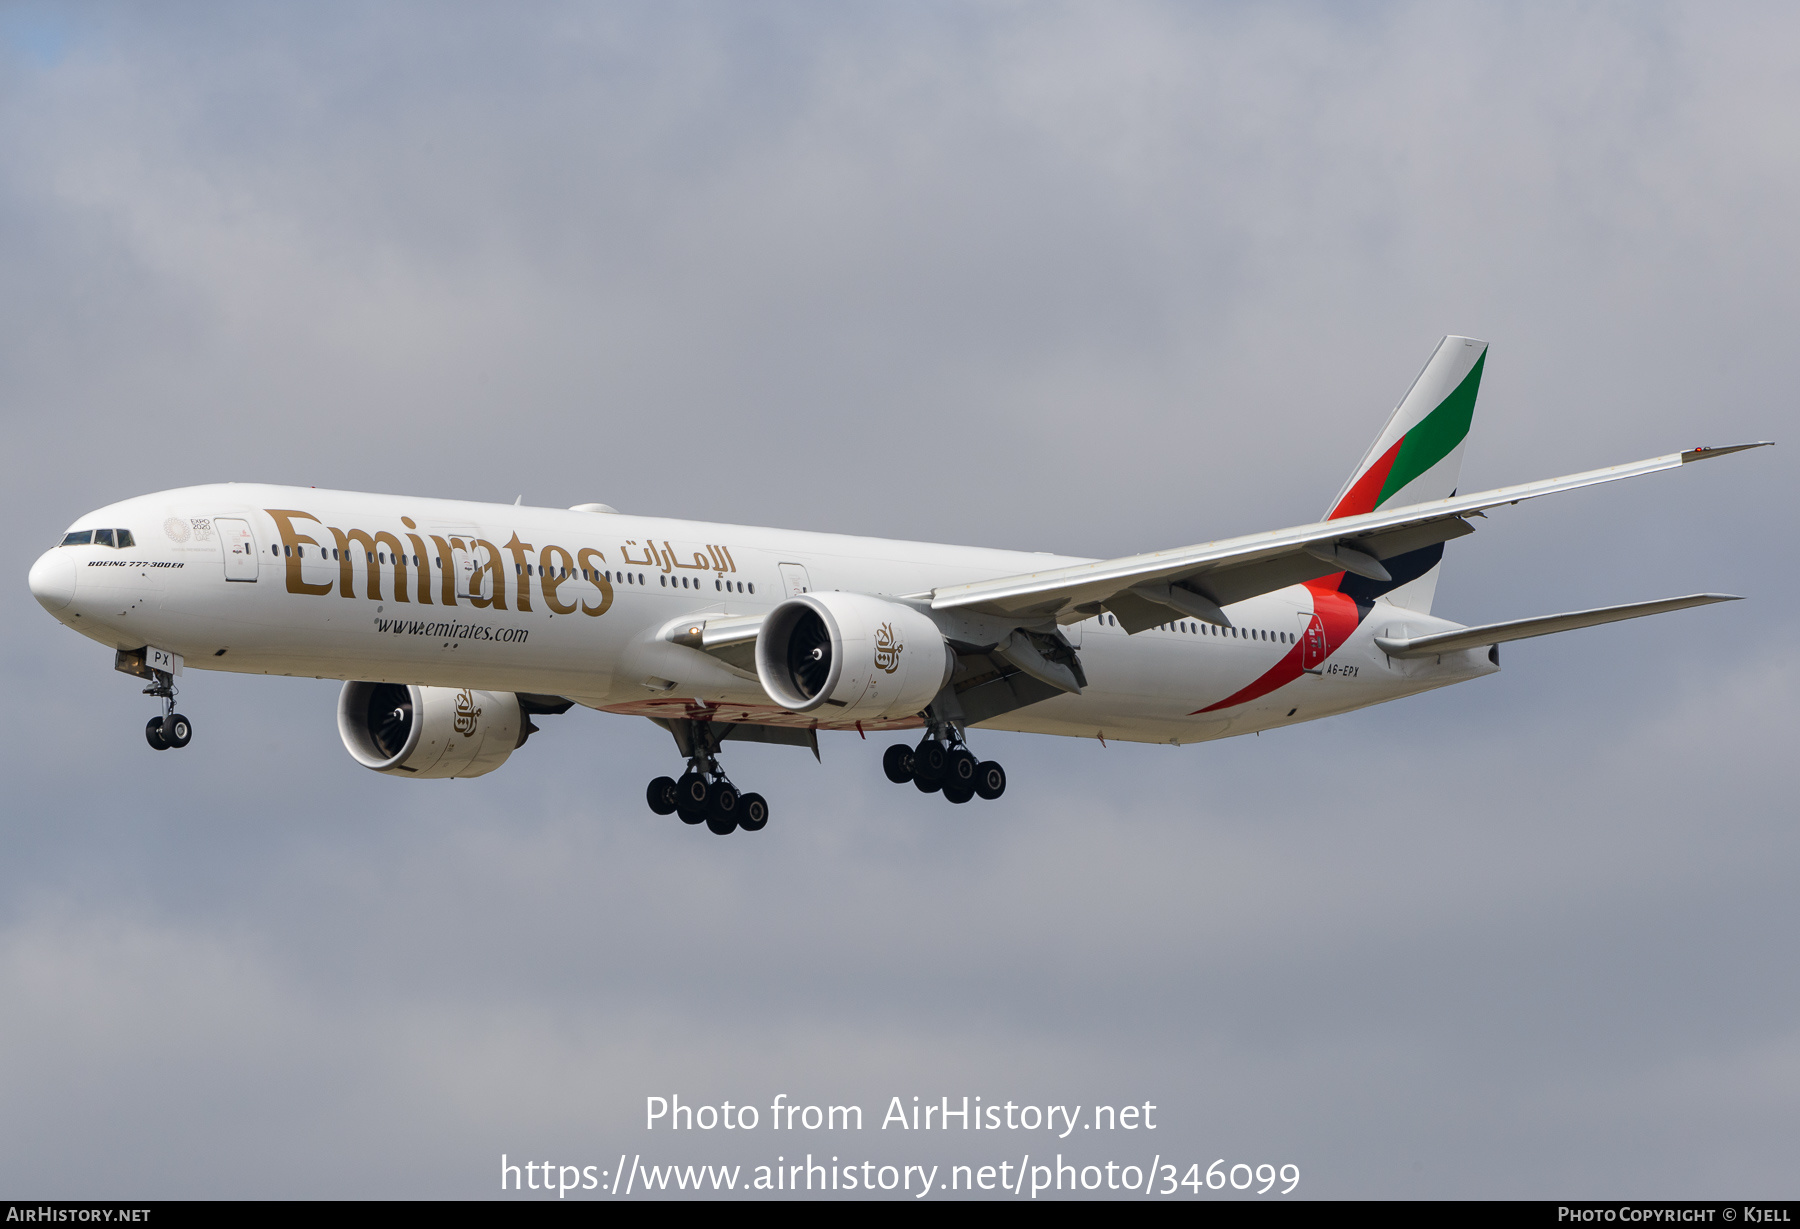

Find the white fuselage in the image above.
[{"left": 30, "top": 484, "right": 1498, "bottom": 746}]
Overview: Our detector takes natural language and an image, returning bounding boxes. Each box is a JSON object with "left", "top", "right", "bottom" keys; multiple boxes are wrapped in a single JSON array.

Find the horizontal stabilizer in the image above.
[{"left": 1373, "top": 594, "right": 1740, "bottom": 659}]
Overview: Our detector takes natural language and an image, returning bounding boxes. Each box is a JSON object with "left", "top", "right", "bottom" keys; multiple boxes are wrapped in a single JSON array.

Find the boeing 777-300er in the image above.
[{"left": 28, "top": 338, "right": 1771, "bottom": 834}]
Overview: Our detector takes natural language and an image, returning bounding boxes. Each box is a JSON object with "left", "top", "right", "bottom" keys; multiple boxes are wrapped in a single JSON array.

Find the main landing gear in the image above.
[
  {"left": 645, "top": 728, "right": 768, "bottom": 836},
  {"left": 142, "top": 674, "right": 194, "bottom": 752},
  {"left": 883, "top": 732, "right": 1005, "bottom": 805}
]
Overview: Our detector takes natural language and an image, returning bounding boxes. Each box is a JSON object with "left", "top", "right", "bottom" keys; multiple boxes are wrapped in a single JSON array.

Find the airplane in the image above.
[{"left": 27, "top": 337, "right": 1770, "bottom": 835}]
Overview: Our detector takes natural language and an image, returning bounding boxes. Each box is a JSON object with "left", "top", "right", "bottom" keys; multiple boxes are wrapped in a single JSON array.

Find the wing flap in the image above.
[{"left": 1373, "top": 594, "right": 1739, "bottom": 659}]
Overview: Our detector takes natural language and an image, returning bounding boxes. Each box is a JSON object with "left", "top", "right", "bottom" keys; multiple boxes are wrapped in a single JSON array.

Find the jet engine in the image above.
[
  {"left": 337, "top": 682, "right": 524, "bottom": 778},
  {"left": 755, "top": 592, "right": 953, "bottom": 721}
]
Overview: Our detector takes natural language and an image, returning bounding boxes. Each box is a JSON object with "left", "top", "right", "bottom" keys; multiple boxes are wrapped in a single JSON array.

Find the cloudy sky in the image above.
[{"left": 2, "top": 1, "right": 1795, "bottom": 1199}]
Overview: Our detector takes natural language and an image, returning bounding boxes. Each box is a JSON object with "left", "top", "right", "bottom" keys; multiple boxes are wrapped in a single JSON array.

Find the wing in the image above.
[{"left": 929, "top": 443, "right": 1771, "bottom": 632}]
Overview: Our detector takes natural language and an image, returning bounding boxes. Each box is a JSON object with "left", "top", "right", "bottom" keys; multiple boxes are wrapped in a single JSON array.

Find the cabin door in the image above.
[
  {"left": 1297, "top": 610, "right": 1327, "bottom": 670},
  {"left": 777, "top": 562, "right": 812, "bottom": 597},
  {"left": 216, "top": 518, "right": 258, "bottom": 582}
]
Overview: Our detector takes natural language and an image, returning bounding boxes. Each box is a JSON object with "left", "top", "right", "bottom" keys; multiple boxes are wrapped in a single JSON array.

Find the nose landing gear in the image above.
[
  {"left": 141, "top": 673, "right": 193, "bottom": 751},
  {"left": 883, "top": 727, "right": 1004, "bottom": 806}
]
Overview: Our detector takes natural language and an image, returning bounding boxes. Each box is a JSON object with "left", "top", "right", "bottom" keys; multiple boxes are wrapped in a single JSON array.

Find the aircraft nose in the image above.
[{"left": 29, "top": 548, "right": 77, "bottom": 612}]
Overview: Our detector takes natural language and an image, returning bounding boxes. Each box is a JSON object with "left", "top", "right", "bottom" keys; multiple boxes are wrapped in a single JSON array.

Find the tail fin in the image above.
[{"left": 1321, "top": 335, "right": 1488, "bottom": 613}]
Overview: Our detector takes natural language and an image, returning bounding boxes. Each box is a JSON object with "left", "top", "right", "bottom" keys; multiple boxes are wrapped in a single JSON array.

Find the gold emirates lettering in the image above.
[
  {"left": 453, "top": 689, "right": 482, "bottom": 737},
  {"left": 873, "top": 622, "right": 903, "bottom": 673},
  {"left": 262, "top": 508, "right": 648, "bottom": 619}
]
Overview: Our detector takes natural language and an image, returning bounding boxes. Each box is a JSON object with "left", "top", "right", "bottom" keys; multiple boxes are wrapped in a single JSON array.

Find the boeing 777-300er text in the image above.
[{"left": 28, "top": 338, "right": 1771, "bottom": 834}]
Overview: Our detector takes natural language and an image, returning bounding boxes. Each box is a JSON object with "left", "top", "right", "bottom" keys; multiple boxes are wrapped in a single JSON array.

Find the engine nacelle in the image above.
[
  {"left": 337, "top": 682, "right": 523, "bottom": 778},
  {"left": 755, "top": 592, "right": 952, "bottom": 721}
]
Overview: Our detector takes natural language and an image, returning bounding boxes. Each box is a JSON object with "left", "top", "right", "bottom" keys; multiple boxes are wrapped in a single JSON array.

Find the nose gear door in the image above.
[{"left": 216, "top": 518, "right": 259, "bottom": 582}]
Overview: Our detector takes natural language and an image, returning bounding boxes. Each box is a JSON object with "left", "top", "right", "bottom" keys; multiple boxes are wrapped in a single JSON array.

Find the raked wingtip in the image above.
[{"left": 1680, "top": 441, "right": 1774, "bottom": 462}]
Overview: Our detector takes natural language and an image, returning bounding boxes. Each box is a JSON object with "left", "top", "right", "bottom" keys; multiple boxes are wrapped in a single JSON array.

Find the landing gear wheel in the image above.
[
  {"left": 882, "top": 743, "right": 914, "bottom": 784},
  {"left": 974, "top": 761, "right": 1006, "bottom": 800},
  {"left": 675, "top": 772, "right": 709, "bottom": 824},
  {"left": 914, "top": 774, "right": 942, "bottom": 794},
  {"left": 913, "top": 739, "right": 947, "bottom": 783},
  {"left": 646, "top": 776, "right": 678, "bottom": 815},
  {"left": 162, "top": 712, "right": 192, "bottom": 749},
  {"left": 145, "top": 717, "right": 169, "bottom": 751},
  {"left": 943, "top": 783, "right": 975, "bottom": 804},
  {"left": 945, "top": 748, "right": 977, "bottom": 789},
  {"left": 738, "top": 793, "right": 769, "bottom": 832},
  {"left": 705, "top": 810, "right": 738, "bottom": 835},
  {"left": 708, "top": 782, "right": 740, "bottom": 824}
]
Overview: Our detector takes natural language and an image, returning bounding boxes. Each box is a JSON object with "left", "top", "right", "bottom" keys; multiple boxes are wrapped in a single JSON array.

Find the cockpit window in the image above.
[{"left": 59, "top": 528, "right": 134, "bottom": 548}]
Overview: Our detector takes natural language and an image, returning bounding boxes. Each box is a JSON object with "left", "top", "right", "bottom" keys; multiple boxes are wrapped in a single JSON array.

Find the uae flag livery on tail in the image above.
[
  {"left": 1197, "top": 336, "right": 1486, "bottom": 714},
  {"left": 1318, "top": 334, "right": 1486, "bottom": 612}
]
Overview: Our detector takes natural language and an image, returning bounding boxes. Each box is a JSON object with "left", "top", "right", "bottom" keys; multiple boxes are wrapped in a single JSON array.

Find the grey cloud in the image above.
[{"left": 1, "top": 0, "right": 1795, "bottom": 1198}]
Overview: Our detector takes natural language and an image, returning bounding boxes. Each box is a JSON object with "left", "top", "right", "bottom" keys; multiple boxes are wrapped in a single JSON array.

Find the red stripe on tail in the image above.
[{"left": 1329, "top": 436, "right": 1404, "bottom": 520}]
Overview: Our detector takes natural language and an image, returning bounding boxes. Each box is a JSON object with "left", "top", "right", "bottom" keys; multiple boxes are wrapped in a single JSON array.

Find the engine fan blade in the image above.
[
  {"left": 787, "top": 612, "right": 833, "bottom": 697},
  {"left": 367, "top": 683, "right": 414, "bottom": 758}
]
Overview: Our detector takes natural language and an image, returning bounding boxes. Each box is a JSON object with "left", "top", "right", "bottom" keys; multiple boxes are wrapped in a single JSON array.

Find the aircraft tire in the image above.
[
  {"left": 675, "top": 772, "right": 709, "bottom": 824},
  {"left": 974, "top": 761, "right": 1006, "bottom": 800},
  {"left": 882, "top": 743, "right": 914, "bottom": 783},
  {"left": 945, "top": 748, "right": 977, "bottom": 789},
  {"left": 145, "top": 717, "right": 169, "bottom": 751},
  {"left": 913, "top": 774, "right": 942, "bottom": 795},
  {"left": 708, "top": 782, "right": 740, "bottom": 823},
  {"left": 738, "top": 793, "right": 769, "bottom": 831},
  {"left": 705, "top": 810, "right": 738, "bottom": 835},
  {"left": 913, "top": 739, "right": 947, "bottom": 783},
  {"left": 943, "top": 783, "right": 975, "bottom": 804},
  {"left": 646, "top": 776, "right": 679, "bottom": 816},
  {"left": 163, "top": 713, "right": 192, "bottom": 749}
]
